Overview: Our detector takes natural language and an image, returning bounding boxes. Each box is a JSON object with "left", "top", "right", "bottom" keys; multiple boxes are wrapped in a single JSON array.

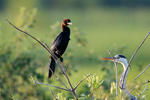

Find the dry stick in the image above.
[
  {"left": 122, "top": 32, "right": 150, "bottom": 89},
  {"left": 7, "top": 19, "right": 78, "bottom": 100},
  {"left": 129, "top": 80, "right": 150, "bottom": 94},
  {"left": 31, "top": 76, "right": 71, "bottom": 92},
  {"left": 7, "top": 19, "right": 51, "bottom": 55},
  {"left": 134, "top": 64, "right": 150, "bottom": 81},
  {"left": 129, "top": 64, "right": 150, "bottom": 94},
  {"left": 129, "top": 32, "right": 150, "bottom": 67},
  {"left": 56, "top": 60, "right": 78, "bottom": 99},
  {"left": 108, "top": 50, "right": 118, "bottom": 97},
  {"left": 74, "top": 74, "right": 91, "bottom": 90},
  {"left": 137, "top": 80, "right": 148, "bottom": 98}
]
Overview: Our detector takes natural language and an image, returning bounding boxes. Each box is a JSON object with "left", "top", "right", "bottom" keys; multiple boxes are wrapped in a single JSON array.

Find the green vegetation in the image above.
[{"left": 0, "top": 0, "right": 150, "bottom": 99}]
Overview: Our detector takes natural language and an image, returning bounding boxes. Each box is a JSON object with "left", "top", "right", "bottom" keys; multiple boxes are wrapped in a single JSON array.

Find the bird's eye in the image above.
[
  {"left": 117, "top": 56, "right": 120, "bottom": 59},
  {"left": 114, "top": 56, "right": 120, "bottom": 59}
]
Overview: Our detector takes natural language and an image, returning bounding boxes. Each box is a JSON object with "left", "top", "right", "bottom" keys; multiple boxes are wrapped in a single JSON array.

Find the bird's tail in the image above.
[{"left": 48, "top": 57, "right": 56, "bottom": 78}]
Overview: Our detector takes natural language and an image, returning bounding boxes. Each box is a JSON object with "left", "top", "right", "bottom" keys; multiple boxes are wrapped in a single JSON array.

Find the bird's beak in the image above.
[
  {"left": 67, "top": 22, "right": 72, "bottom": 25},
  {"left": 101, "top": 57, "right": 115, "bottom": 61}
]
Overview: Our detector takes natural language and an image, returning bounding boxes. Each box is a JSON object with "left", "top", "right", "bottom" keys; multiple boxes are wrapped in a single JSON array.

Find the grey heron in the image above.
[{"left": 102, "top": 54, "right": 136, "bottom": 100}]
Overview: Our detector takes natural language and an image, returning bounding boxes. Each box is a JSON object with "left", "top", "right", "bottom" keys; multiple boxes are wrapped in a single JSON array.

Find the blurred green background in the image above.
[{"left": 0, "top": 0, "right": 150, "bottom": 100}]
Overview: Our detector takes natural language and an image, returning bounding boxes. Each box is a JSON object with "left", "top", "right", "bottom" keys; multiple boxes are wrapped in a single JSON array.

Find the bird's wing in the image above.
[{"left": 50, "top": 32, "right": 63, "bottom": 51}]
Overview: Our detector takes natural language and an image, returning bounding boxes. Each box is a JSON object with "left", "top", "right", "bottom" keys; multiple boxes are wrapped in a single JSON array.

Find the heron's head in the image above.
[{"left": 102, "top": 54, "right": 128, "bottom": 65}]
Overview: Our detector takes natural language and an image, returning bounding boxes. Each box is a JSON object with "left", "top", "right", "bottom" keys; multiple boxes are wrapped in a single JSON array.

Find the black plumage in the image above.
[{"left": 48, "top": 19, "right": 72, "bottom": 78}]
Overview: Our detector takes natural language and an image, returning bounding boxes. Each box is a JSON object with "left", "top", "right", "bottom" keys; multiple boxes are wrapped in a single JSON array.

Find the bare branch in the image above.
[
  {"left": 129, "top": 79, "right": 150, "bottom": 94},
  {"left": 54, "top": 59, "right": 79, "bottom": 99},
  {"left": 108, "top": 50, "right": 118, "bottom": 97},
  {"left": 137, "top": 80, "right": 148, "bottom": 98},
  {"left": 134, "top": 64, "right": 150, "bottom": 81},
  {"left": 7, "top": 19, "right": 51, "bottom": 55},
  {"left": 129, "top": 32, "right": 150, "bottom": 67},
  {"left": 122, "top": 32, "right": 150, "bottom": 93},
  {"left": 31, "top": 76, "right": 71, "bottom": 92},
  {"left": 74, "top": 74, "right": 91, "bottom": 90},
  {"left": 7, "top": 19, "right": 79, "bottom": 99}
]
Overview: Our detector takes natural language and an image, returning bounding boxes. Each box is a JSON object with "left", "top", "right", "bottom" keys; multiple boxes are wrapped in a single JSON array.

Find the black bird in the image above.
[{"left": 49, "top": 19, "right": 72, "bottom": 78}]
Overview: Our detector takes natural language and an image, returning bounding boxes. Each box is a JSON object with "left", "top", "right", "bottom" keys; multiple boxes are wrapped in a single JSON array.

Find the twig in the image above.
[
  {"left": 137, "top": 80, "right": 148, "bottom": 98},
  {"left": 128, "top": 32, "right": 150, "bottom": 67},
  {"left": 134, "top": 64, "right": 150, "bottom": 81},
  {"left": 55, "top": 60, "right": 78, "bottom": 99},
  {"left": 122, "top": 32, "right": 150, "bottom": 92},
  {"left": 108, "top": 50, "right": 118, "bottom": 97},
  {"left": 7, "top": 19, "right": 79, "bottom": 100},
  {"left": 129, "top": 79, "right": 150, "bottom": 94},
  {"left": 6, "top": 19, "right": 51, "bottom": 55},
  {"left": 74, "top": 74, "right": 91, "bottom": 90},
  {"left": 31, "top": 76, "right": 71, "bottom": 92}
]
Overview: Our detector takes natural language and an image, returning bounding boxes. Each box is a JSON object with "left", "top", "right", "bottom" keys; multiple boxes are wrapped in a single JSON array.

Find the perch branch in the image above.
[
  {"left": 7, "top": 19, "right": 79, "bottom": 100},
  {"left": 7, "top": 19, "right": 51, "bottom": 55},
  {"left": 108, "top": 50, "right": 118, "bottom": 97}
]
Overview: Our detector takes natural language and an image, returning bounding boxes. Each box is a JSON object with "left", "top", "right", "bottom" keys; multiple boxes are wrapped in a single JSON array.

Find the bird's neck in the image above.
[
  {"left": 119, "top": 61, "right": 129, "bottom": 89},
  {"left": 61, "top": 24, "right": 70, "bottom": 32},
  {"left": 121, "top": 61, "right": 129, "bottom": 71}
]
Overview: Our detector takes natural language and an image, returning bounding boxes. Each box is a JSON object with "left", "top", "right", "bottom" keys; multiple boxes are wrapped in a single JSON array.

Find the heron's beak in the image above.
[
  {"left": 67, "top": 22, "right": 72, "bottom": 25},
  {"left": 101, "top": 57, "right": 115, "bottom": 61}
]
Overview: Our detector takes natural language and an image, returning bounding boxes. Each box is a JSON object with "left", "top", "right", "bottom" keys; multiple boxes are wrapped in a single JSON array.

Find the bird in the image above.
[
  {"left": 49, "top": 19, "right": 72, "bottom": 78},
  {"left": 102, "top": 54, "right": 136, "bottom": 100}
]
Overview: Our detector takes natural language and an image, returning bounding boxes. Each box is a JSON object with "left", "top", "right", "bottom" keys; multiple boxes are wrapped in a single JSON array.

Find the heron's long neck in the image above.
[
  {"left": 119, "top": 61, "right": 136, "bottom": 99},
  {"left": 119, "top": 61, "right": 129, "bottom": 89}
]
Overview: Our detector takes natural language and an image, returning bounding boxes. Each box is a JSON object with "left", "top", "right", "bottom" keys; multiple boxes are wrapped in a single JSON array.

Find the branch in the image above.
[
  {"left": 7, "top": 19, "right": 79, "bottom": 100},
  {"left": 122, "top": 32, "right": 150, "bottom": 92},
  {"left": 128, "top": 32, "right": 150, "bottom": 67},
  {"left": 137, "top": 80, "right": 148, "bottom": 98},
  {"left": 54, "top": 59, "right": 79, "bottom": 99},
  {"left": 74, "top": 74, "right": 91, "bottom": 90},
  {"left": 129, "top": 79, "right": 150, "bottom": 94},
  {"left": 6, "top": 19, "right": 51, "bottom": 55},
  {"left": 108, "top": 50, "right": 118, "bottom": 97},
  {"left": 134, "top": 64, "right": 150, "bottom": 81},
  {"left": 31, "top": 76, "right": 71, "bottom": 92},
  {"left": 8, "top": 19, "right": 68, "bottom": 89}
]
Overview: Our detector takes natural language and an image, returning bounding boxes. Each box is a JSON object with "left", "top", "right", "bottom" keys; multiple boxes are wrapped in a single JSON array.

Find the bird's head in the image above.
[
  {"left": 62, "top": 19, "right": 72, "bottom": 26},
  {"left": 102, "top": 54, "right": 128, "bottom": 65}
]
